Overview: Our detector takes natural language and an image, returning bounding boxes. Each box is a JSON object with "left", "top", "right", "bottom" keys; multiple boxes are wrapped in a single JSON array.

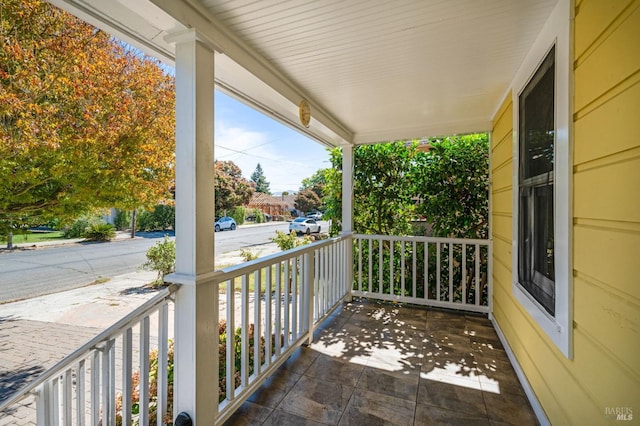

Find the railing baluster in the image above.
[
  {"left": 378, "top": 239, "right": 383, "bottom": 295},
  {"left": 52, "top": 377, "right": 59, "bottom": 426},
  {"left": 254, "top": 269, "right": 261, "bottom": 376},
  {"left": 227, "top": 278, "right": 236, "bottom": 399},
  {"left": 401, "top": 240, "right": 406, "bottom": 297},
  {"left": 449, "top": 243, "right": 453, "bottom": 303},
  {"left": 241, "top": 274, "right": 249, "bottom": 388},
  {"left": 412, "top": 241, "right": 417, "bottom": 298},
  {"left": 311, "top": 249, "right": 322, "bottom": 326},
  {"left": 265, "top": 265, "right": 272, "bottom": 364},
  {"left": 368, "top": 238, "right": 373, "bottom": 293},
  {"left": 304, "top": 252, "right": 312, "bottom": 343},
  {"left": 462, "top": 244, "right": 467, "bottom": 305},
  {"left": 101, "top": 343, "right": 109, "bottom": 426},
  {"left": 122, "top": 328, "right": 132, "bottom": 426},
  {"left": 284, "top": 259, "right": 290, "bottom": 348},
  {"left": 292, "top": 256, "right": 298, "bottom": 339},
  {"left": 62, "top": 370, "right": 71, "bottom": 425},
  {"left": 389, "top": 239, "right": 394, "bottom": 296},
  {"left": 475, "top": 243, "right": 480, "bottom": 306},
  {"left": 77, "top": 360, "right": 85, "bottom": 426},
  {"left": 436, "top": 242, "right": 441, "bottom": 301},
  {"left": 424, "top": 241, "right": 429, "bottom": 300},
  {"left": 275, "top": 264, "right": 282, "bottom": 357},
  {"left": 158, "top": 303, "right": 169, "bottom": 426},
  {"left": 139, "top": 319, "right": 149, "bottom": 426},
  {"left": 357, "top": 238, "right": 362, "bottom": 292},
  {"left": 91, "top": 351, "right": 99, "bottom": 426}
]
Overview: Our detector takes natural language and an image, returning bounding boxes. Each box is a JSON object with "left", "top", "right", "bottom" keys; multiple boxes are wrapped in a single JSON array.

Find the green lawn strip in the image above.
[{"left": 1, "top": 231, "right": 66, "bottom": 244}]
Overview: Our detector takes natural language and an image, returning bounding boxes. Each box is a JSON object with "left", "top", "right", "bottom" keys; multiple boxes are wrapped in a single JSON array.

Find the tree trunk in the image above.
[
  {"left": 7, "top": 230, "right": 13, "bottom": 250},
  {"left": 130, "top": 209, "right": 137, "bottom": 238}
]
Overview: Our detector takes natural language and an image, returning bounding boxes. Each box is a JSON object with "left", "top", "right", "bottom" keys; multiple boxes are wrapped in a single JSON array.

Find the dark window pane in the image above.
[
  {"left": 518, "top": 46, "right": 556, "bottom": 317},
  {"left": 520, "top": 46, "right": 555, "bottom": 180},
  {"left": 534, "top": 185, "right": 554, "bottom": 281}
]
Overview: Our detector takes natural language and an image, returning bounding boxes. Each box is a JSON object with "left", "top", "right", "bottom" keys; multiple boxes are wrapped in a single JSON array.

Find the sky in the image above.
[{"left": 214, "top": 92, "right": 330, "bottom": 194}]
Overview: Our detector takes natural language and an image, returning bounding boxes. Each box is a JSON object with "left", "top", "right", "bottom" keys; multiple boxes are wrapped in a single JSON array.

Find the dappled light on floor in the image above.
[{"left": 224, "top": 299, "right": 538, "bottom": 425}]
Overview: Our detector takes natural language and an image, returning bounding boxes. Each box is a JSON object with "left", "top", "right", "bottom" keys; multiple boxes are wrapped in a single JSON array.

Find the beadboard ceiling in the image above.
[{"left": 50, "top": 0, "right": 558, "bottom": 146}]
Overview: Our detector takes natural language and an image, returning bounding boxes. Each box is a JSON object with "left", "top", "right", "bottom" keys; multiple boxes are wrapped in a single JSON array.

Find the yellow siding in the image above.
[{"left": 490, "top": 1, "right": 640, "bottom": 423}]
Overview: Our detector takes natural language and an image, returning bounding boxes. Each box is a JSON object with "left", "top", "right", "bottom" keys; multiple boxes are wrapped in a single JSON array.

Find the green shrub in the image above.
[
  {"left": 85, "top": 223, "right": 116, "bottom": 241},
  {"left": 142, "top": 236, "right": 175, "bottom": 284},
  {"left": 229, "top": 206, "right": 245, "bottom": 225},
  {"left": 137, "top": 205, "right": 175, "bottom": 231},
  {"left": 114, "top": 209, "right": 132, "bottom": 230},
  {"left": 152, "top": 204, "right": 175, "bottom": 230},
  {"left": 63, "top": 217, "right": 91, "bottom": 238},
  {"left": 239, "top": 248, "right": 258, "bottom": 262},
  {"left": 253, "top": 208, "right": 266, "bottom": 224},
  {"left": 270, "top": 230, "right": 310, "bottom": 251}
]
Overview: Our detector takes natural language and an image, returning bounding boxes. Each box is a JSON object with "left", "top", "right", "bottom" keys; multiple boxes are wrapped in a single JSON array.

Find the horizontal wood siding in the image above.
[
  {"left": 491, "top": 0, "right": 640, "bottom": 423},
  {"left": 572, "top": 0, "right": 640, "bottom": 412}
]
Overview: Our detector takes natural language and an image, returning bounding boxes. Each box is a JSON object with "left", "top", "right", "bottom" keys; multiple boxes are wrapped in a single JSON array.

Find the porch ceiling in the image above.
[{"left": 50, "top": 0, "right": 558, "bottom": 146}]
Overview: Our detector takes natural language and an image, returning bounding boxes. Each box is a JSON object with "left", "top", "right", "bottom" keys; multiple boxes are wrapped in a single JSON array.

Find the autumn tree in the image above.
[
  {"left": 215, "top": 160, "right": 253, "bottom": 213},
  {"left": 250, "top": 163, "right": 270, "bottom": 194},
  {"left": 0, "top": 0, "right": 175, "bottom": 246},
  {"left": 294, "top": 189, "right": 321, "bottom": 213}
]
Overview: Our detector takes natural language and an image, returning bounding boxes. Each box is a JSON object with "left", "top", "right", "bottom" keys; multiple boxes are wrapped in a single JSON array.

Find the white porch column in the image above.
[
  {"left": 170, "top": 29, "right": 217, "bottom": 424},
  {"left": 341, "top": 144, "right": 354, "bottom": 234},
  {"left": 341, "top": 144, "right": 354, "bottom": 297}
]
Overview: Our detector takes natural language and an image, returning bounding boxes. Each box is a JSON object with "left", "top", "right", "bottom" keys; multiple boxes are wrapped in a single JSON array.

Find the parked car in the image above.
[
  {"left": 215, "top": 216, "right": 236, "bottom": 232},
  {"left": 306, "top": 212, "right": 322, "bottom": 221},
  {"left": 289, "top": 217, "right": 321, "bottom": 235}
]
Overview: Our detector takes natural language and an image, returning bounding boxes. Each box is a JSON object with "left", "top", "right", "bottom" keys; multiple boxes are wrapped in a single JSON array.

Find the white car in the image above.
[
  {"left": 289, "top": 217, "right": 321, "bottom": 235},
  {"left": 306, "top": 212, "right": 322, "bottom": 220}
]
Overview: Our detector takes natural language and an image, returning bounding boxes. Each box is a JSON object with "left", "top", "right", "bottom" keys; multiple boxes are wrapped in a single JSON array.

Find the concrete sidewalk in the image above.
[{"left": 0, "top": 242, "right": 281, "bottom": 417}]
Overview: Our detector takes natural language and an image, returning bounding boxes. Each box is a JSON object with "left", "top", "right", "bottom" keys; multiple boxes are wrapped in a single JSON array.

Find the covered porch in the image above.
[{"left": 0, "top": 0, "right": 565, "bottom": 424}]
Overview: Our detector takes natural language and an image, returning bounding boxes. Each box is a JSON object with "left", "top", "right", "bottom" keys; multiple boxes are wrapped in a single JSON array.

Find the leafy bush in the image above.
[
  {"left": 228, "top": 206, "right": 245, "bottom": 225},
  {"left": 137, "top": 205, "right": 175, "bottom": 231},
  {"left": 142, "top": 236, "right": 175, "bottom": 284},
  {"left": 63, "top": 217, "right": 91, "bottom": 238},
  {"left": 85, "top": 223, "right": 116, "bottom": 241},
  {"left": 114, "top": 209, "right": 132, "bottom": 230},
  {"left": 270, "top": 230, "right": 310, "bottom": 251},
  {"left": 253, "top": 208, "right": 266, "bottom": 223},
  {"left": 240, "top": 248, "right": 258, "bottom": 262}
]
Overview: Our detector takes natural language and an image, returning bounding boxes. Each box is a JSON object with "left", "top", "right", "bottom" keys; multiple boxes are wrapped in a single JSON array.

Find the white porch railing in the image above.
[
  {"left": 0, "top": 233, "right": 490, "bottom": 424},
  {"left": 353, "top": 234, "right": 492, "bottom": 313},
  {"left": 211, "top": 234, "right": 351, "bottom": 424},
  {"left": 0, "top": 285, "right": 177, "bottom": 425}
]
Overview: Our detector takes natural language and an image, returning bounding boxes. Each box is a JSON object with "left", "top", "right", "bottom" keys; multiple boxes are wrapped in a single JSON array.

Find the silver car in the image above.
[
  {"left": 289, "top": 217, "right": 321, "bottom": 235},
  {"left": 215, "top": 216, "right": 237, "bottom": 232}
]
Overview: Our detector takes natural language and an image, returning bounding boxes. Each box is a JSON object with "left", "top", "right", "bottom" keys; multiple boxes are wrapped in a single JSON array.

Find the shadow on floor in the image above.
[{"left": 224, "top": 299, "right": 539, "bottom": 425}]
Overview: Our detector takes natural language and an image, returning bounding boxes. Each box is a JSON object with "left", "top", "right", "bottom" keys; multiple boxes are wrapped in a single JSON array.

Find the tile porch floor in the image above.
[{"left": 225, "top": 299, "right": 538, "bottom": 425}]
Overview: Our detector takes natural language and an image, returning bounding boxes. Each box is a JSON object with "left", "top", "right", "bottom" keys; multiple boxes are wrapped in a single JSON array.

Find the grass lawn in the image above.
[{"left": 0, "top": 230, "right": 66, "bottom": 244}]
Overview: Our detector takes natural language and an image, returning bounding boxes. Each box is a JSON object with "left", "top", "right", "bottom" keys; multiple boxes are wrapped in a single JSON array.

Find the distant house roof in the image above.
[{"left": 247, "top": 192, "right": 288, "bottom": 207}]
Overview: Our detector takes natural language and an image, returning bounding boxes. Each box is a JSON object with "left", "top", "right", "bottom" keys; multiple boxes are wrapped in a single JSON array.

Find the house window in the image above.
[
  {"left": 511, "top": 0, "right": 571, "bottom": 359},
  {"left": 518, "top": 46, "right": 555, "bottom": 316}
]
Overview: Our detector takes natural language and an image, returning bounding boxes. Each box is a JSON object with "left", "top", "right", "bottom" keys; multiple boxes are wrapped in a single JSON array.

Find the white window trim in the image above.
[{"left": 511, "top": 0, "right": 573, "bottom": 359}]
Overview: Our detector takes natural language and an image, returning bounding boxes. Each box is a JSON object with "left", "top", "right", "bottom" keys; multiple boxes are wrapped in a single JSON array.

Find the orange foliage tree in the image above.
[{"left": 0, "top": 0, "right": 175, "bottom": 241}]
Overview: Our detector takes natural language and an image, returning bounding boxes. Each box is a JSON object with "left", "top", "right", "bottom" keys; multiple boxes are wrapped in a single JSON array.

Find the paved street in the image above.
[{"left": 0, "top": 221, "right": 300, "bottom": 303}]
